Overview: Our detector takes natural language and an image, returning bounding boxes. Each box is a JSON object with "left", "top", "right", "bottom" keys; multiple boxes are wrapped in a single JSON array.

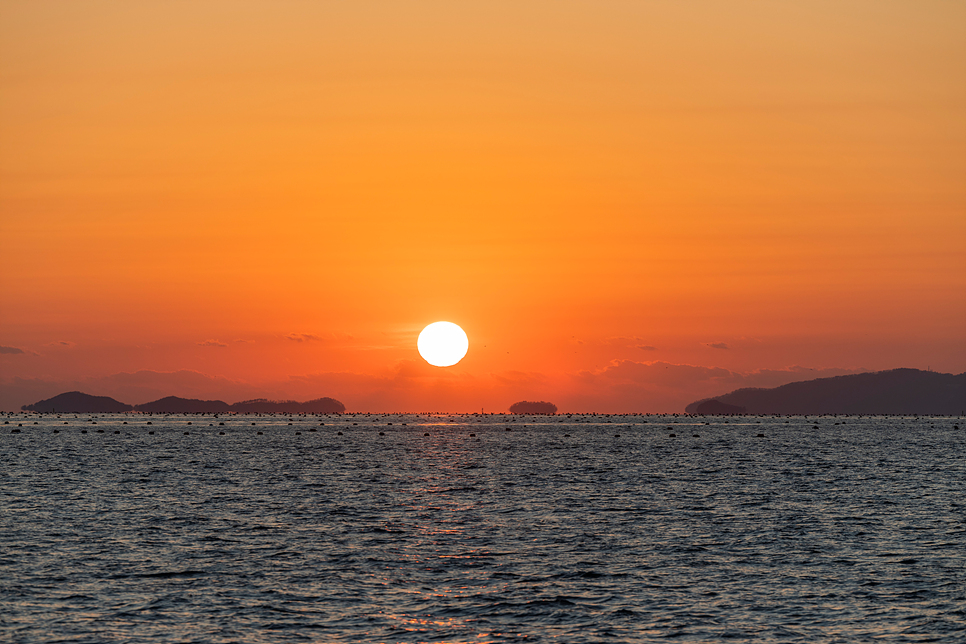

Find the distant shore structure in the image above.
[{"left": 509, "top": 401, "right": 558, "bottom": 415}]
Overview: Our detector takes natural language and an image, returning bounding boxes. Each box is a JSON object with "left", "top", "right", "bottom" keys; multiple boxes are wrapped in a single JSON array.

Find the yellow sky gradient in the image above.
[{"left": 2, "top": 1, "right": 964, "bottom": 411}]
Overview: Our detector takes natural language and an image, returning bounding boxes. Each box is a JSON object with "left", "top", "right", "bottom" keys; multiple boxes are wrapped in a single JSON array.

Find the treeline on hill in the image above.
[
  {"left": 21, "top": 392, "right": 346, "bottom": 414},
  {"left": 509, "top": 401, "right": 558, "bottom": 414}
]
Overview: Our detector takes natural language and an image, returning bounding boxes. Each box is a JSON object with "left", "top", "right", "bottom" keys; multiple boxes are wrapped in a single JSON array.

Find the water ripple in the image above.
[{"left": 1, "top": 414, "right": 964, "bottom": 642}]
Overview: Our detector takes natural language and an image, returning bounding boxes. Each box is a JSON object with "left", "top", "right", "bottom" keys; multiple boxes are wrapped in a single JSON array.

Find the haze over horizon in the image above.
[{"left": 2, "top": 2, "right": 964, "bottom": 413}]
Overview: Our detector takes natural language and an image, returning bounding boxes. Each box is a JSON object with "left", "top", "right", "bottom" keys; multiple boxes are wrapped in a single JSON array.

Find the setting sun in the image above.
[{"left": 417, "top": 322, "right": 469, "bottom": 367}]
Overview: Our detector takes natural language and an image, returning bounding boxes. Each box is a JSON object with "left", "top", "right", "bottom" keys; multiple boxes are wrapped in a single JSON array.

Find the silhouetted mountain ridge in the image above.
[
  {"left": 22, "top": 391, "right": 134, "bottom": 413},
  {"left": 229, "top": 398, "right": 345, "bottom": 413},
  {"left": 135, "top": 396, "right": 231, "bottom": 413},
  {"left": 685, "top": 369, "right": 965, "bottom": 415},
  {"left": 22, "top": 392, "right": 345, "bottom": 413}
]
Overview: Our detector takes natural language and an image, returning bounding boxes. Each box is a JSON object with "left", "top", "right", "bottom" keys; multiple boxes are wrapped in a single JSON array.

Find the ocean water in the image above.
[{"left": 1, "top": 413, "right": 964, "bottom": 643}]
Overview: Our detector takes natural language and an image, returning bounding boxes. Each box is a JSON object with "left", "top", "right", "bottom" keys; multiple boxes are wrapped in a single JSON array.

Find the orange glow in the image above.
[{"left": 1, "top": 2, "right": 964, "bottom": 412}]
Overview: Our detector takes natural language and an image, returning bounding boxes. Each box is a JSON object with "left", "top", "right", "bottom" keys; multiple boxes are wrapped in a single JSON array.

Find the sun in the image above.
[{"left": 417, "top": 321, "right": 469, "bottom": 367}]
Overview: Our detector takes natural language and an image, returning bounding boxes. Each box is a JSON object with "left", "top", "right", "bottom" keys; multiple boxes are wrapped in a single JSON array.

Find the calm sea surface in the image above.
[{"left": 2, "top": 413, "right": 964, "bottom": 643}]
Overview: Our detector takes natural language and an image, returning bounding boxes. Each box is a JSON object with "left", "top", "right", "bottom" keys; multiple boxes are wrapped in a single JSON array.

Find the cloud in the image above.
[
  {"left": 576, "top": 360, "right": 733, "bottom": 388},
  {"left": 597, "top": 337, "right": 658, "bottom": 351},
  {"left": 391, "top": 358, "right": 458, "bottom": 380},
  {"left": 198, "top": 340, "right": 228, "bottom": 347},
  {"left": 491, "top": 370, "right": 551, "bottom": 387},
  {"left": 286, "top": 333, "right": 323, "bottom": 342},
  {"left": 47, "top": 340, "right": 76, "bottom": 347},
  {"left": 0, "top": 357, "right": 870, "bottom": 413},
  {"left": 0, "top": 346, "right": 25, "bottom": 354},
  {"left": 563, "top": 360, "right": 867, "bottom": 412},
  {"left": 707, "top": 342, "right": 730, "bottom": 350},
  {"left": 285, "top": 332, "right": 356, "bottom": 345}
]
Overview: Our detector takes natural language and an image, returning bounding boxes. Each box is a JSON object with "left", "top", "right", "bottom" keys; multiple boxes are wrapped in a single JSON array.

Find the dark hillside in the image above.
[
  {"left": 22, "top": 391, "right": 133, "bottom": 413},
  {"left": 22, "top": 392, "right": 345, "bottom": 414},
  {"left": 135, "top": 396, "right": 232, "bottom": 413},
  {"left": 686, "top": 369, "right": 965, "bottom": 415},
  {"left": 230, "top": 397, "right": 345, "bottom": 413}
]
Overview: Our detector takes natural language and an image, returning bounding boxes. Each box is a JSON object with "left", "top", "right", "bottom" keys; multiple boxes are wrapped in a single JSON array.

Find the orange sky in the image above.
[{"left": 2, "top": 1, "right": 964, "bottom": 412}]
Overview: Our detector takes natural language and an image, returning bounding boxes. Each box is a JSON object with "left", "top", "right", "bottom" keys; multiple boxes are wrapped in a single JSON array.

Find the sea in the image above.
[{"left": 1, "top": 413, "right": 963, "bottom": 643}]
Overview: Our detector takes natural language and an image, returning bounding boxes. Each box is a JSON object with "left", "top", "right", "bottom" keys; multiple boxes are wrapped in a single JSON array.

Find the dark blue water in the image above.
[{"left": 2, "top": 413, "right": 964, "bottom": 642}]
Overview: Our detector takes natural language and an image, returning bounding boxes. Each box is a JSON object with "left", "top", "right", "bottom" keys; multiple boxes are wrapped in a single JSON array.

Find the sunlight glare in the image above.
[{"left": 417, "top": 322, "right": 469, "bottom": 367}]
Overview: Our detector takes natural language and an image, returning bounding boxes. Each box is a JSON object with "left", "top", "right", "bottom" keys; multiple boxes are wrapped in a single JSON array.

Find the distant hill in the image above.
[
  {"left": 229, "top": 398, "right": 345, "bottom": 413},
  {"left": 694, "top": 399, "right": 746, "bottom": 414},
  {"left": 509, "top": 401, "right": 558, "bottom": 414},
  {"left": 22, "top": 392, "right": 345, "bottom": 414},
  {"left": 685, "top": 369, "right": 965, "bottom": 415},
  {"left": 22, "top": 391, "right": 133, "bottom": 413},
  {"left": 134, "top": 396, "right": 232, "bottom": 413}
]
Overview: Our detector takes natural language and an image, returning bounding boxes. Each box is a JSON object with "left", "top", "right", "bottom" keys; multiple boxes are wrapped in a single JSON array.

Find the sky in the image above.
[{"left": 2, "top": 1, "right": 964, "bottom": 412}]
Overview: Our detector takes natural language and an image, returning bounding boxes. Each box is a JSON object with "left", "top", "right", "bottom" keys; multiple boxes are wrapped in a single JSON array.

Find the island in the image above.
[
  {"left": 509, "top": 401, "right": 558, "bottom": 414},
  {"left": 22, "top": 392, "right": 346, "bottom": 414}
]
